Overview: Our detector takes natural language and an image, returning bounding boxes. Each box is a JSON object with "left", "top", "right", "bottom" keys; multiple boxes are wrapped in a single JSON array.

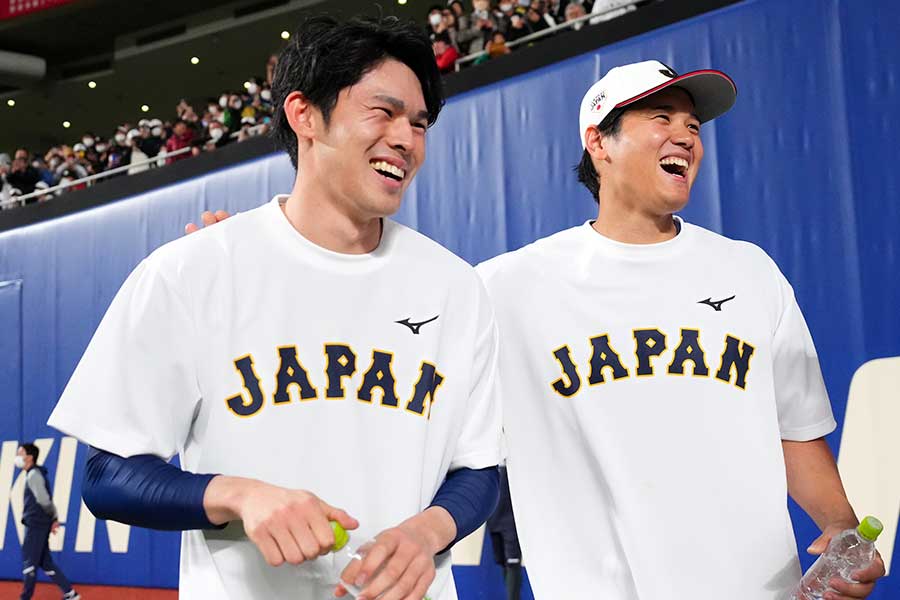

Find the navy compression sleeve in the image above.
[
  {"left": 83, "top": 447, "right": 223, "bottom": 531},
  {"left": 429, "top": 466, "right": 500, "bottom": 549}
]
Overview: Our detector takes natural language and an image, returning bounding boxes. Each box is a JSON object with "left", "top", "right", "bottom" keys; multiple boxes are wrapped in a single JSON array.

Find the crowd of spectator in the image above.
[
  {"left": 0, "top": 59, "right": 278, "bottom": 210},
  {"left": 428, "top": 0, "right": 639, "bottom": 71},
  {"left": 1, "top": 1, "right": 641, "bottom": 211}
]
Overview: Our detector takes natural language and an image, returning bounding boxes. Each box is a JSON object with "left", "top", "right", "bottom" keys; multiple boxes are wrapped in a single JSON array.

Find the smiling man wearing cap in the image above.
[{"left": 477, "top": 60, "right": 885, "bottom": 599}]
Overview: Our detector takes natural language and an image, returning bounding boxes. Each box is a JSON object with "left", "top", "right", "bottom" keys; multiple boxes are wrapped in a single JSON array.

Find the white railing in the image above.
[{"left": 1, "top": 125, "right": 267, "bottom": 210}]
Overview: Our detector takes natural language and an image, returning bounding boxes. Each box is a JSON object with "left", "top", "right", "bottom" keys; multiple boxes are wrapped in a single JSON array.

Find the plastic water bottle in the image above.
[
  {"left": 791, "top": 516, "right": 883, "bottom": 600},
  {"left": 299, "top": 522, "right": 431, "bottom": 600}
]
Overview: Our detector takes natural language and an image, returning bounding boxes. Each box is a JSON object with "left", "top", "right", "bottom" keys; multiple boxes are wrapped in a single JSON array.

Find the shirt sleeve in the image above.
[
  {"left": 48, "top": 255, "right": 201, "bottom": 460},
  {"left": 449, "top": 277, "right": 503, "bottom": 471},
  {"left": 771, "top": 269, "right": 836, "bottom": 441},
  {"left": 26, "top": 470, "right": 58, "bottom": 519}
]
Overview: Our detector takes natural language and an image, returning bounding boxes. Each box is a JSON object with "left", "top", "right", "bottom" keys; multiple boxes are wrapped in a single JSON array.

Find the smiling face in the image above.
[
  {"left": 594, "top": 87, "right": 703, "bottom": 216},
  {"left": 304, "top": 58, "right": 428, "bottom": 221}
]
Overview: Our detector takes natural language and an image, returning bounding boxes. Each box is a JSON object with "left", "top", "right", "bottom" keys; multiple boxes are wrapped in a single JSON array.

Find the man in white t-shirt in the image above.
[
  {"left": 477, "top": 61, "right": 886, "bottom": 599},
  {"left": 48, "top": 16, "right": 502, "bottom": 600}
]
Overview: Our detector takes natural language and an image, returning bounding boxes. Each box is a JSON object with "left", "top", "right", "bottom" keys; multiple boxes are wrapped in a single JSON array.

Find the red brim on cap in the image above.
[{"left": 615, "top": 69, "right": 737, "bottom": 123}]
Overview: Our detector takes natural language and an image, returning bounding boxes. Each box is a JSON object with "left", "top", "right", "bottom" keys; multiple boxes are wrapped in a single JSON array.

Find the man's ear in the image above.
[
  {"left": 283, "top": 91, "right": 316, "bottom": 141},
  {"left": 584, "top": 125, "right": 611, "bottom": 163}
]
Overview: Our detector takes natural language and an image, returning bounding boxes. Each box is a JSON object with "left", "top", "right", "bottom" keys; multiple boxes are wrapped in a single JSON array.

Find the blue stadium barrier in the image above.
[{"left": 1, "top": 0, "right": 897, "bottom": 597}]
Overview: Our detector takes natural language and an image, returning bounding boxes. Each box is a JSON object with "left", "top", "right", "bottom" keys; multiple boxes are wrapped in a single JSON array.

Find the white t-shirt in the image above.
[
  {"left": 477, "top": 218, "right": 835, "bottom": 600},
  {"left": 49, "top": 196, "right": 502, "bottom": 600}
]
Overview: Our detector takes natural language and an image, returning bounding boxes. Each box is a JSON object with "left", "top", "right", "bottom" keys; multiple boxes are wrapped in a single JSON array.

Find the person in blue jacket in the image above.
[{"left": 15, "top": 443, "right": 80, "bottom": 600}]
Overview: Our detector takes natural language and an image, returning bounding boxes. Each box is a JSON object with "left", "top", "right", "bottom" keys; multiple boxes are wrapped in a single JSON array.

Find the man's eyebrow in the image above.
[
  {"left": 649, "top": 104, "right": 701, "bottom": 122},
  {"left": 373, "top": 94, "right": 429, "bottom": 122}
]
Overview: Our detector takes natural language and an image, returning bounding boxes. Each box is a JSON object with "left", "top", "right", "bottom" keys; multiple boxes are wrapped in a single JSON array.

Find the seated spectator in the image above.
[
  {"left": 442, "top": 8, "right": 461, "bottom": 46},
  {"left": 506, "top": 12, "right": 533, "bottom": 42},
  {"left": 433, "top": 31, "right": 460, "bottom": 74},
  {"left": 127, "top": 129, "right": 149, "bottom": 175},
  {"left": 138, "top": 120, "right": 165, "bottom": 158},
  {"left": 55, "top": 149, "right": 89, "bottom": 181},
  {"left": 590, "top": 0, "right": 636, "bottom": 24},
  {"left": 223, "top": 94, "right": 243, "bottom": 131},
  {"left": 6, "top": 154, "right": 41, "bottom": 200},
  {"left": 528, "top": 2, "right": 556, "bottom": 32},
  {"left": 426, "top": 5, "right": 444, "bottom": 37},
  {"left": 494, "top": 1, "right": 517, "bottom": 35},
  {"left": 164, "top": 119, "right": 195, "bottom": 164},
  {"left": 449, "top": 1, "right": 468, "bottom": 30},
  {"left": 475, "top": 30, "right": 512, "bottom": 65},
  {"left": 460, "top": 0, "right": 497, "bottom": 55},
  {"left": 259, "top": 85, "right": 273, "bottom": 108},
  {"left": 33, "top": 154, "right": 56, "bottom": 186},
  {"left": 203, "top": 121, "right": 231, "bottom": 152},
  {"left": 56, "top": 167, "right": 87, "bottom": 194},
  {"left": 565, "top": 1, "right": 588, "bottom": 29}
]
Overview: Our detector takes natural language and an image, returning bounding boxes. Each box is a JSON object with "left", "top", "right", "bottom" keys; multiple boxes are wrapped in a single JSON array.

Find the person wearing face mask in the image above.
[
  {"left": 85, "top": 138, "right": 106, "bottom": 174},
  {"left": 138, "top": 119, "right": 166, "bottom": 158},
  {"left": 204, "top": 121, "right": 231, "bottom": 151},
  {"left": 14, "top": 443, "right": 81, "bottom": 600},
  {"left": 425, "top": 5, "right": 445, "bottom": 37},
  {"left": 107, "top": 128, "right": 130, "bottom": 172},
  {"left": 92, "top": 140, "right": 110, "bottom": 175},
  {"left": 494, "top": 1, "right": 517, "bottom": 35}
]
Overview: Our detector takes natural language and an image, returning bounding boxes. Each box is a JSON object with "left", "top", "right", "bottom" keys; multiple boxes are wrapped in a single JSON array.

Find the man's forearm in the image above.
[
  {"left": 783, "top": 438, "right": 857, "bottom": 530},
  {"left": 83, "top": 447, "right": 221, "bottom": 531},
  {"left": 428, "top": 465, "right": 500, "bottom": 552},
  {"left": 401, "top": 506, "right": 458, "bottom": 556}
]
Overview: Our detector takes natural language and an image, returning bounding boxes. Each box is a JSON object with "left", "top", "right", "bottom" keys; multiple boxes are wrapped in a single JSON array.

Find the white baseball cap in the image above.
[{"left": 578, "top": 60, "right": 737, "bottom": 148}]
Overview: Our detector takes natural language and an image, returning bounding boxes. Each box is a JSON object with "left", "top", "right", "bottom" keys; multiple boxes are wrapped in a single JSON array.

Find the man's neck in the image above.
[
  {"left": 282, "top": 178, "right": 382, "bottom": 254},
  {"left": 592, "top": 197, "right": 678, "bottom": 244}
]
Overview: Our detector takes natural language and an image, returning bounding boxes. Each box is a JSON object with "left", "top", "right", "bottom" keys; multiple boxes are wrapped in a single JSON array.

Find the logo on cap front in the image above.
[
  {"left": 658, "top": 62, "right": 679, "bottom": 79},
  {"left": 590, "top": 90, "right": 607, "bottom": 112}
]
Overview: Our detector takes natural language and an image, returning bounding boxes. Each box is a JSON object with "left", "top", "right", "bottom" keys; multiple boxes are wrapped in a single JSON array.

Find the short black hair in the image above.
[
  {"left": 575, "top": 110, "right": 624, "bottom": 202},
  {"left": 271, "top": 15, "right": 444, "bottom": 170},
  {"left": 20, "top": 442, "right": 39, "bottom": 462}
]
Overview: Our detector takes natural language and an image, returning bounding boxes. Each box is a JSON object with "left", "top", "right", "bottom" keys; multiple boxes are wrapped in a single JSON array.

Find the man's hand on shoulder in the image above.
[
  {"left": 184, "top": 210, "right": 231, "bottom": 234},
  {"left": 203, "top": 475, "right": 358, "bottom": 567}
]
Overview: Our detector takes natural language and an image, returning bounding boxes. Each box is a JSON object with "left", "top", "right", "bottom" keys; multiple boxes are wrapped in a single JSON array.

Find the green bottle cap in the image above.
[
  {"left": 330, "top": 521, "right": 350, "bottom": 552},
  {"left": 857, "top": 516, "right": 883, "bottom": 542}
]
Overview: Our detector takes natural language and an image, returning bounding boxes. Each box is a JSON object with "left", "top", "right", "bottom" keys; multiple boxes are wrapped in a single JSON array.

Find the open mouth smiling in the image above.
[
  {"left": 370, "top": 160, "right": 406, "bottom": 182},
  {"left": 659, "top": 156, "right": 689, "bottom": 179}
]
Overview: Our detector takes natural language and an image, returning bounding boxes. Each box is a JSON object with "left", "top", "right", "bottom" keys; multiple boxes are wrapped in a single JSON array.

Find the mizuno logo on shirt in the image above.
[
  {"left": 395, "top": 315, "right": 439, "bottom": 334},
  {"left": 698, "top": 295, "right": 736, "bottom": 311}
]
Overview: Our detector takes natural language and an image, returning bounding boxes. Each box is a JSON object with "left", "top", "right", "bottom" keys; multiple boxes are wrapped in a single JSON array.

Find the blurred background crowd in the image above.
[{"left": 1, "top": 0, "right": 641, "bottom": 210}]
